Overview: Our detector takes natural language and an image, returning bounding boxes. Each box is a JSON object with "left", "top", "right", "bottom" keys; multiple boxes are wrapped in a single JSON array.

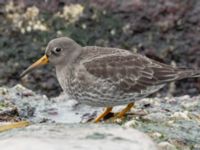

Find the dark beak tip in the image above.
[
  {"left": 19, "top": 70, "right": 29, "bottom": 79},
  {"left": 19, "top": 73, "right": 24, "bottom": 79},
  {"left": 18, "top": 74, "right": 24, "bottom": 80}
]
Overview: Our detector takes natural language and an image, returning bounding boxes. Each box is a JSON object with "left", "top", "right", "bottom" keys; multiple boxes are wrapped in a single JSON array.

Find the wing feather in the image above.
[{"left": 83, "top": 53, "right": 181, "bottom": 93}]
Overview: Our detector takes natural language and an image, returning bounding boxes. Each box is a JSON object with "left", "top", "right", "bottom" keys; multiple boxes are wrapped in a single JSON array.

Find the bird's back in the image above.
[
  {"left": 64, "top": 46, "right": 200, "bottom": 107},
  {"left": 80, "top": 46, "right": 133, "bottom": 62}
]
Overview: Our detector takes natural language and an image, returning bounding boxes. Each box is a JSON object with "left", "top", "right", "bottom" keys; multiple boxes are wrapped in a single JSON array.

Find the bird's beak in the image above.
[{"left": 20, "top": 55, "right": 49, "bottom": 78}]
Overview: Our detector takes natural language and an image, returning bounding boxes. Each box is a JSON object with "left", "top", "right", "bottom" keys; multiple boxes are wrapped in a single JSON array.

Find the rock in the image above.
[
  {"left": 0, "top": 84, "right": 200, "bottom": 149},
  {"left": 0, "top": 84, "right": 102, "bottom": 123},
  {"left": 0, "top": 105, "right": 19, "bottom": 122},
  {"left": 158, "top": 142, "right": 177, "bottom": 150},
  {"left": 193, "top": 144, "right": 200, "bottom": 150},
  {"left": 170, "top": 111, "right": 190, "bottom": 120},
  {"left": 0, "top": 124, "right": 158, "bottom": 150},
  {"left": 124, "top": 120, "right": 138, "bottom": 128},
  {"left": 142, "top": 112, "right": 168, "bottom": 122},
  {"left": 151, "top": 132, "right": 163, "bottom": 138},
  {"left": 181, "top": 101, "right": 199, "bottom": 109},
  {"left": 0, "top": 91, "right": 19, "bottom": 122}
]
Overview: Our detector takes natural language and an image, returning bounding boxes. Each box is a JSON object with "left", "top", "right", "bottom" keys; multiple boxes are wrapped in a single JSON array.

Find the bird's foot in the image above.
[
  {"left": 116, "top": 103, "right": 134, "bottom": 118},
  {"left": 93, "top": 107, "right": 113, "bottom": 123},
  {"left": 109, "top": 103, "right": 134, "bottom": 123},
  {"left": 92, "top": 103, "right": 134, "bottom": 123}
]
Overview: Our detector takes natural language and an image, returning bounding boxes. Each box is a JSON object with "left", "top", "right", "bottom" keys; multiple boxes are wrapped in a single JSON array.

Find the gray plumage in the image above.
[{"left": 44, "top": 37, "right": 200, "bottom": 107}]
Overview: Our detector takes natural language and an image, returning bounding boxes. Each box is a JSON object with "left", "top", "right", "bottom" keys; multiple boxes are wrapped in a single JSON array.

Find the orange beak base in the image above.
[{"left": 20, "top": 55, "right": 49, "bottom": 78}]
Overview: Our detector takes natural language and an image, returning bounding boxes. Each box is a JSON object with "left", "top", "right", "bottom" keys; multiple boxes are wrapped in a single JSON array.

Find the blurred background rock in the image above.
[{"left": 0, "top": 0, "right": 200, "bottom": 97}]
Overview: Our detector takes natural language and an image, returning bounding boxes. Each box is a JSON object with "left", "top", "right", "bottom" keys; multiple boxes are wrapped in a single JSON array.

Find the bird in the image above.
[{"left": 20, "top": 37, "right": 200, "bottom": 123}]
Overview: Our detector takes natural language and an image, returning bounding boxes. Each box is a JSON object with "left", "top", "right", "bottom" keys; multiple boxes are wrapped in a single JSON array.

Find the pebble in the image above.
[
  {"left": 158, "top": 142, "right": 177, "bottom": 150},
  {"left": 193, "top": 144, "right": 200, "bottom": 150},
  {"left": 170, "top": 111, "right": 190, "bottom": 120},
  {"left": 181, "top": 101, "right": 199, "bottom": 109},
  {"left": 124, "top": 120, "right": 138, "bottom": 128},
  {"left": 143, "top": 112, "right": 168, "bottom": 122},
  {"left": 151, "top": 132, "right": 162, "bottom": 138}
]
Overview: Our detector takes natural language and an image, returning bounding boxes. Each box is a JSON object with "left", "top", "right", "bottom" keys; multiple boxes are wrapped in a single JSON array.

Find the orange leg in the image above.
[
  {"left": 116, "top": 103, "right": 134, "bottom": 118},
  {"left": 93, "top": 107, "right": 113, "bottom": 123}
]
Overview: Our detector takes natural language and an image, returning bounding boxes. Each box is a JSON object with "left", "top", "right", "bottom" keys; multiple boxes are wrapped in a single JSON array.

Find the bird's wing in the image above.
[{"left": 83, "top": 53, "right": 182, "bottom": 93}]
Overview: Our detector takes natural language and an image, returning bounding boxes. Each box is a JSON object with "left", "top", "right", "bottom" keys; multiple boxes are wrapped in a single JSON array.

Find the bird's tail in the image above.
[
  {"left": 152, "top": 65, "right": 200, "bottom": 84},
  {"left": 177, "top": 69, "right": 200, "bottom": 80}
]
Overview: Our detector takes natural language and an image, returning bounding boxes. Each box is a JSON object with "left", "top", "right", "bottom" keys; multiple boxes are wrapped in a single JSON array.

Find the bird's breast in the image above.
[{"left": 55, "top": 65, "right": 166, "bottom": 107}]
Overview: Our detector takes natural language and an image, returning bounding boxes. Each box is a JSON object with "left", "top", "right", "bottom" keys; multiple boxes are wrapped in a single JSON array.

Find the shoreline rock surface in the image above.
[
  {"left": 0, "top": 84, "right": 200, "bottom": 149},
  {"left": 0, "top": 123, "right": 158, "bottom": 150}
]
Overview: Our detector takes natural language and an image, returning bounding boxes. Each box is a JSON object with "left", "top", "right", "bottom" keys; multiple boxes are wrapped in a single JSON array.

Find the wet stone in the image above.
[
  {"left": 158, "top": 142, "right": 177, "bottom": 150},
  {"left": 0, "top": 101, "right": 19, "bottom": 122},
  {"left": 0, "top": 124, "right": 158, "bottom": 150},
  {"left": 0, "top": 84, "right": 200, "bottom": 149},
  {"left": 142, "top": 112, "right": 169, "bottom": 122}
]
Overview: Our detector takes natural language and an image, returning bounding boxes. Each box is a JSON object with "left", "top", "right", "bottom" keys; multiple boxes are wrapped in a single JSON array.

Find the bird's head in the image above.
[{"left": 20, "top": 37, "right": 81, "bottom": 78}]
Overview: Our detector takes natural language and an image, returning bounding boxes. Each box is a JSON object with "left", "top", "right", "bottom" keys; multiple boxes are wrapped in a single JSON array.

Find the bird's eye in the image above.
[
  {"left": 54, "top": 47, "right": 62, "bottom": 53},
  {"left": 52, "top": 47, "right": 62, "bottom": 55}
]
